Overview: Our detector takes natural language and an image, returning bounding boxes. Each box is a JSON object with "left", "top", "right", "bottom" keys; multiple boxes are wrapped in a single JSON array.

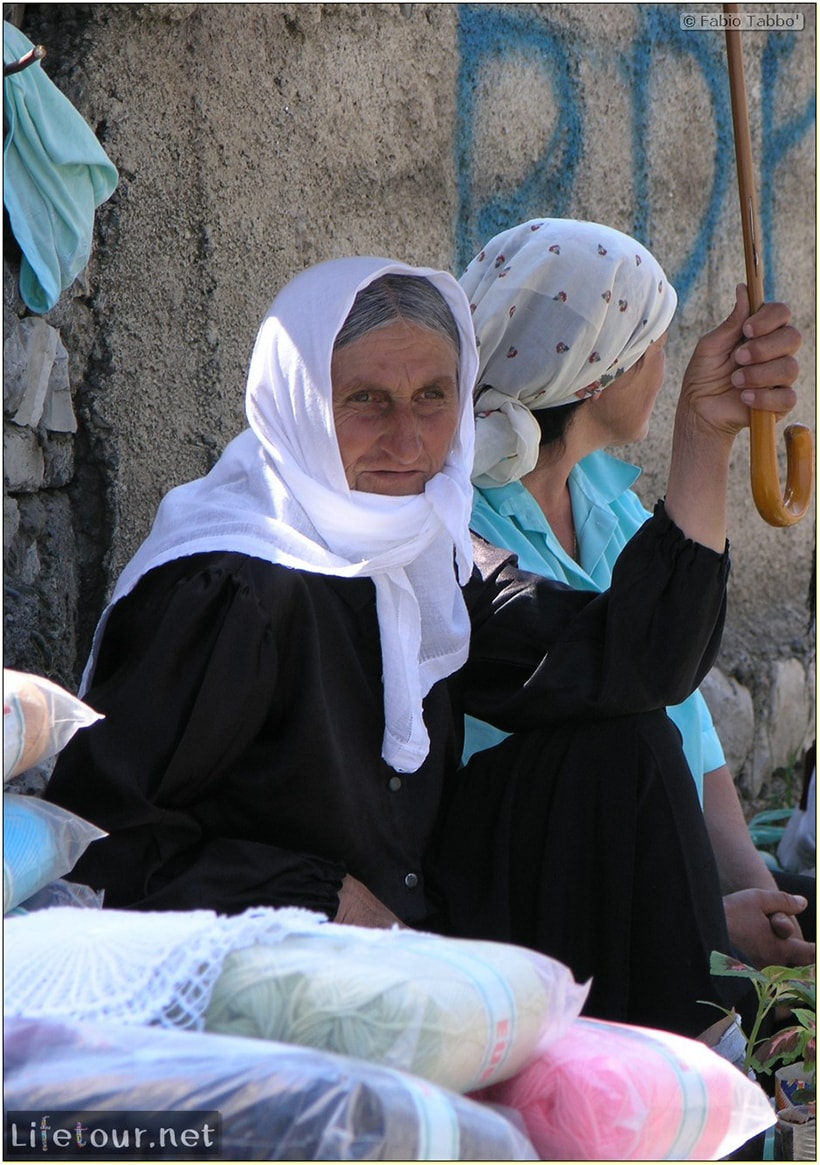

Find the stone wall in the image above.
[
  {"left": 3, "top": 2, "right": 815, "bottom": 800},
  {"left": 4, "top": 223, "right": 113, "bottom": 692}
]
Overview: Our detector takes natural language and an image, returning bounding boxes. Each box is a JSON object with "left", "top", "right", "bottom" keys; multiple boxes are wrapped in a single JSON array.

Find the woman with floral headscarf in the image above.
[
  {"left": 461, "top": 218, "right": 813, "bottom": 971},
  {"left": 45, "top": 250, "right": 801, "bottom": 1036}
]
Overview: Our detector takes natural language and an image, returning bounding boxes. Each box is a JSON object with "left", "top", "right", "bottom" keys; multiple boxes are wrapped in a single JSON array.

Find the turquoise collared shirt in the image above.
[{"left": 465, "top": 449, "right": 725, "bottom": 802}]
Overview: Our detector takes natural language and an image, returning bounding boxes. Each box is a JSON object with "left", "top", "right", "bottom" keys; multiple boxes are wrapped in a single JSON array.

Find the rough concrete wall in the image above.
[{"left": 4, "top": 2, "right": 815, "bottom": 798}]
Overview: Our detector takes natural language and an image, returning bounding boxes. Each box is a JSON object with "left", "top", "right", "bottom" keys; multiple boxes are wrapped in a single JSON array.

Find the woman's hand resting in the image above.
[
  {"left": 334, "top": 873, "right": 406, "bottom": 929},
  {"left": 724, "top": 888, "right": 815, "bottom": 969}
]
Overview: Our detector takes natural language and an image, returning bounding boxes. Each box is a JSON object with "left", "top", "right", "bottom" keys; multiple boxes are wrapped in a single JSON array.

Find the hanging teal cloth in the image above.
[{"left": 3, "top": 22, "right": 118, "bottom": 314}]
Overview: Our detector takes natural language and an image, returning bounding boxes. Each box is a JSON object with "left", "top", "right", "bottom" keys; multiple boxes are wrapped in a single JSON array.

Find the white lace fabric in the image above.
[{"left": 3, "top": 904, "right": 325, "bottom": 1029}]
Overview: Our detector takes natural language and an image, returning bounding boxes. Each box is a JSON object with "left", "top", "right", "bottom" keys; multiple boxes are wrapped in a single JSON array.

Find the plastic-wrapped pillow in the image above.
[
  {"left": 5, "top": 1016, "right": 539, "bottom": 1161},
  {"left": 4, "top": 903, "right": 583, "bottom": 1095},
  {"left": 3, "top": 794, "right": 105, "bottom": 914},
  {"left": 11, "top": 876, "right": 104, "bottom": 914},
  {"left": 4, "top": 669, "right": 102, "bottom": 780},
  {"left": 204, "top": 922, "right": 588, "bottom": 1094},
  {"left": 472, "top": 1016, "right": 776, "bottom": 1160}
]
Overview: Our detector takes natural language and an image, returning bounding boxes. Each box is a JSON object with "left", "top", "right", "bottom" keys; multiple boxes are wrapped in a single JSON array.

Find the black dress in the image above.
[{"left": 46, "top": 502, "right": 735, "bottom": 1035}]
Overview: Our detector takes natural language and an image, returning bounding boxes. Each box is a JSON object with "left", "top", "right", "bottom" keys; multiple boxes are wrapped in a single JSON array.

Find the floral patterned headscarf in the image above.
[{"left": 460, "top": 218, "right": 678, "bottom": 486}]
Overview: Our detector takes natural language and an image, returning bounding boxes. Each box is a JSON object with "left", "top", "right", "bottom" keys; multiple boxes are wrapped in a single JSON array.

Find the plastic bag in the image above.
[
  {"left": 11, "top": 876, "right": 104, "bottom": 914},
  {"left": 205, "top": 922, "right": 588, "bottom": 1093},
  {"left": 4, "top": 669, "right": 102, "bottom": 780},
  {"left": 3, "top": 793, "right": 106, "bottom": 913},
  {"left": 3, "top": 902, "right": 584, "bottom": 1094},
  {"left": 777, "top": 766, "right": 816, "bottom": 874},
  {"left": 4, "top": 1015, "right": 538, "bottom": 1160},
  {"left": 472, "top": 1015, "right": 776, "bottom": 1160}
]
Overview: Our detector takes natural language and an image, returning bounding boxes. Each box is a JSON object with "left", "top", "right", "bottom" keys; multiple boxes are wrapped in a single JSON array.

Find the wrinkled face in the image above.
[
  {"left": 331, "top": 319, "right": 461, "bottom": 495},
  {"left": 592, "top": 330, "right": 669, "bottom": 445}
]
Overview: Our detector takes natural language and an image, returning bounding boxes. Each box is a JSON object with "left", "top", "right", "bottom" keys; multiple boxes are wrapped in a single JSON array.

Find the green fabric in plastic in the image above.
[{"left": 3, "top": 22, "right": 118, "bottom": 314}]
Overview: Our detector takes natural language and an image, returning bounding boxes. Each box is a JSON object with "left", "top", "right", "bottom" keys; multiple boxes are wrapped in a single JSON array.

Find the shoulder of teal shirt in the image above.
[
  {"left": 573, "top": 450, "right": 647, "bottom": 525},
  {"left": 569, "top": 452, "right": 644, "bottom": 587},
  {"left": 469, "top": 451, "right": 649, "bottom": 593},
  {"left": 470, "top": 479, "right": 566, "bottom": 578},
  {"left": 466, "top": 456, "right": 639, "bottom": 761},
  {"left": 467, "top": 451, "right": 727, "bottom": 792}
]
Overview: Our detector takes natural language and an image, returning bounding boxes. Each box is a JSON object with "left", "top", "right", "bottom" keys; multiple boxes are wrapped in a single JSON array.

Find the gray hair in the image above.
[{"left": 333, "top": 274, "right": 461, "bottom": 358}]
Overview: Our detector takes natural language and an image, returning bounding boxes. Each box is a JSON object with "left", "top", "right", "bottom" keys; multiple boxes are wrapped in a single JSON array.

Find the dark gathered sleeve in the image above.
[
  {"left": 45, "top": 555, "right": 345, "bottom": 915},
  {"left": 462, "top": 501, "right": 729, "bottom": 730}
]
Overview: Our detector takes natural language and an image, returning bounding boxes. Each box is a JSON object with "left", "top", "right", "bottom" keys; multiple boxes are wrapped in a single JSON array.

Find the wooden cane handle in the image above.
[{"left": 724, "top": 4, "right": 813, "bottom": 526}]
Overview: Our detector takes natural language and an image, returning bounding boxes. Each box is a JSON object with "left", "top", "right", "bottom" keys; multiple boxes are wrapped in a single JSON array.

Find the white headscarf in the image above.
[
  {"left": 84, "top": 257, "right": 480, "bottom": 774},
  {"left": 460, "top": 219, "right": 678, "bottom": 487}
]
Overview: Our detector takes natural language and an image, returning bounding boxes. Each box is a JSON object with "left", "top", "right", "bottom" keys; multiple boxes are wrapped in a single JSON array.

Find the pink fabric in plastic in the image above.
[{"left": 472, "top": 1016, "right": 775, "bottom": 1160}]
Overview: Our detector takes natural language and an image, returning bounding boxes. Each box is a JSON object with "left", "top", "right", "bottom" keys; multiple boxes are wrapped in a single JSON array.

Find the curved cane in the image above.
[{"left": 724, "top": 3, "right": 814, "bottom": 526}]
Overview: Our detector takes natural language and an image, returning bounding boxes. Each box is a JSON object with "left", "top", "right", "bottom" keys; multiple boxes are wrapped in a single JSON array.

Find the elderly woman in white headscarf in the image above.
[
  {"left": 46, "top": 251, "right": 801, "bottom": 1036},
  {"left": 461, "top": 218, "right": 813, "bottom": 972}
]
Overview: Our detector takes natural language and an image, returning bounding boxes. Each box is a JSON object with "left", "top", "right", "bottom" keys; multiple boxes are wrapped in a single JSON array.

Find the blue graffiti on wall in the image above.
[
  {"left": 455, "top": 4, "right": 815, "bottom": 305},
  {"left": 455, "top": 10, "right": 584, "bottom": 264},
  {"left": 630, "top": 6, "right": 733, "bottom": 305}
]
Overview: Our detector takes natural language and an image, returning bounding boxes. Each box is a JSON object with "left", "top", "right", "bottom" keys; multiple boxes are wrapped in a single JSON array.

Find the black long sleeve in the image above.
[
  {"left": 46, "top": 503, "right": 728, "bottom": 920},
  {"left": 462, "top": 500, "right": 728, "bottom": 729}
]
